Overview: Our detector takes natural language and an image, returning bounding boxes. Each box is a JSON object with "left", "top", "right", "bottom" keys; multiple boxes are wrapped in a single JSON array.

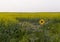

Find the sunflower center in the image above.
[{"left": 41, "top": 21, "right": 43, "bottom": 23}]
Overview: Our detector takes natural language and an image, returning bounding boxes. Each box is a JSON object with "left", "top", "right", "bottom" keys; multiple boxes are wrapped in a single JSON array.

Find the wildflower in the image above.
[{"left": 39, "top": 19, "right": 45, "bottom": 25}]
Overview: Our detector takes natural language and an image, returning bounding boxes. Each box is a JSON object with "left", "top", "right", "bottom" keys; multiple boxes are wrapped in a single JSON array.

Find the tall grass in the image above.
[{"left": 0, "top": 13, "right": 60, "bottom": 42}]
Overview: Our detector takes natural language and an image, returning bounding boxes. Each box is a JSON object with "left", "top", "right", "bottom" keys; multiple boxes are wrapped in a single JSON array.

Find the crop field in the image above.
[{"left": 0, "top": 12, "right": 60, "bottom": 42}]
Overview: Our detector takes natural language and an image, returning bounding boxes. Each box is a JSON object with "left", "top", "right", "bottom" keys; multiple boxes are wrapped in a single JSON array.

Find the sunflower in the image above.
[{"left": 39, "top": 19, "right": 45, "bottom": 25}]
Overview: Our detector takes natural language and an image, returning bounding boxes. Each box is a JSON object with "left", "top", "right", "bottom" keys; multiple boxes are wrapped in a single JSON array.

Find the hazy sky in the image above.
[{"left": 0, "top": 0, "right": 60, "bottom": 12}]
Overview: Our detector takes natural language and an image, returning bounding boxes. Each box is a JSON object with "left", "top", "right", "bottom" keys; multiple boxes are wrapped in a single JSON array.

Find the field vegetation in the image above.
[{"left": 0, "top": 12, "right": 60, "bottom": 42}]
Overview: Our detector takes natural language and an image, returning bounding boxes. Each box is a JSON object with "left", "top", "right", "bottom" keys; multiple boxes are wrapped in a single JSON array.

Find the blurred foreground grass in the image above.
[{"left": 0, "top": 12, "right": 60, "bottom": 42}]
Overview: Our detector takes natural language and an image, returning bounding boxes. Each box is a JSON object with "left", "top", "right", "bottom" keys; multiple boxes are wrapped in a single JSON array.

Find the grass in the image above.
[{"left": 0, "top": 12, "right": 60, "bottom": 42}]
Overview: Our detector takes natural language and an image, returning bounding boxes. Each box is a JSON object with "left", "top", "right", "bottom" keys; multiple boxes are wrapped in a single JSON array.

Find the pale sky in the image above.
[{"left": 0, "top": 0, "right": 60, "bottom": 12}]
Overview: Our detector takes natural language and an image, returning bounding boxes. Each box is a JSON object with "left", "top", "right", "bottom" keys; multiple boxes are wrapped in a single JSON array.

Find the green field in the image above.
[{"left": 0, "top": 12, "right": 60, "bottom": 42}]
